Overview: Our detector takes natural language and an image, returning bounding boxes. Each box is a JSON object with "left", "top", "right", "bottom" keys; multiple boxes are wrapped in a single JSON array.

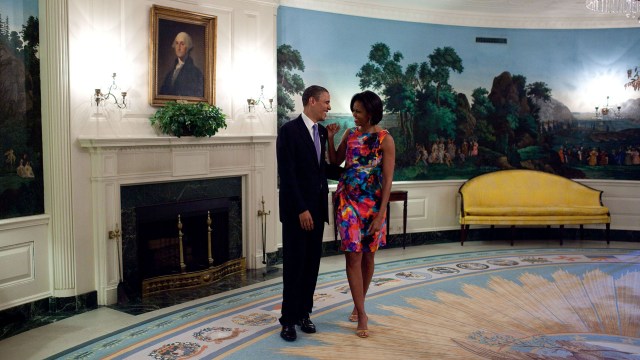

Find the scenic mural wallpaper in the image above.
[
  {"left": 277, "top": 7, "right": 640, "bottom": 181},
  {"left": 0, "top": 0, "right": 42, "bottom": 220}
]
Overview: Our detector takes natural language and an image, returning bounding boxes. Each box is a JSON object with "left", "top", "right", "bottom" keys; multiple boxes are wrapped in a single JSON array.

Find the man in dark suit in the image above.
[
  {"left": 159, "top": 31, "right": 204, "bottom": 97},
  {"left": 276, "top": 85, "right": 332, "bottom": 342}
]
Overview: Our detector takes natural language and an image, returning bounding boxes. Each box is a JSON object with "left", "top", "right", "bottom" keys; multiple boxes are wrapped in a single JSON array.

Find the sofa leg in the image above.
[
  {"left": 579, "top": 224, "right": 584, "bottom": 240},
  {"left": 606, "top": 223, "right": 610, "bottom": 245},
  {"left": 559, "top": 225, "right": 564, "bottom": 246},
  {"left": 510, "top": 225, "right": 515, "bottom": 246},
  {"left": 460, "top": 225, "right": 469, "bottom": 246}
]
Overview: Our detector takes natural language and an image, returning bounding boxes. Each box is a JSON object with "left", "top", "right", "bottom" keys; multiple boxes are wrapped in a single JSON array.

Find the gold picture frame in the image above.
[{"left": 149, "top": 5, "right": 216, "bottom": 106}]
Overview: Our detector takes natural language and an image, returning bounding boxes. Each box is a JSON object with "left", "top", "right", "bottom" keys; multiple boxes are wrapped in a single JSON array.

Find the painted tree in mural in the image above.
[
  {"left": 0, "top": 15, "right": 8, "bottom": 38},
  {"left": 276, "top": 44, "right": 305, "bottom": 126},
  {"left": 357, "top": 43, "right": 464, "bottom": 163},
  {"left": 21, "top": 15, "right": 40, "bottom": 134},
  {"left": 425, "top": 47, "right": 464, "bottom": 108},
  {"left": 357, "top": 43, "right": 416, "bottom": 150},
  {"left": 0, "top": 15, "right": 26, "bottom": 57},
  {"left": 470, "top": 87, "right": 495, "bottom": 145},
  {"left": 414, "top": 47, "right": 463, "bottom": 146},
  {"left": 626, "top": 66, "right": 640, "bottom": 91}
]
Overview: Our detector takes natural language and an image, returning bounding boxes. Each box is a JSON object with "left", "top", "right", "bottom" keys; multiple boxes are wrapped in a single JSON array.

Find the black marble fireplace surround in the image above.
[{"left": 120, "top": 177, "right": 242, "bottom": 303}]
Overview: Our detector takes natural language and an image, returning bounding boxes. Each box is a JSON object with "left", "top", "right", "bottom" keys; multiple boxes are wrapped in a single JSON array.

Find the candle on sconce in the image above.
[{"left": 91, "top": 73, "right": 129, "bottom": 109}]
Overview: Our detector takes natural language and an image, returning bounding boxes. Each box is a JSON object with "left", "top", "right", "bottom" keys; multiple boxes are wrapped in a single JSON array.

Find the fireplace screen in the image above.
[{"left": 136, "top": 198, "right": 230, "bottom": 278}]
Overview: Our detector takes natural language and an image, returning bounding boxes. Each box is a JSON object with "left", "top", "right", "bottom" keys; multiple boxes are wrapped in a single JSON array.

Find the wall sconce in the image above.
[
  {"left": 246, "top": 85, "right": 274, "bottom": 113},
  {"left": 92, "top": 73, "right": 128, "bottom": 109}
]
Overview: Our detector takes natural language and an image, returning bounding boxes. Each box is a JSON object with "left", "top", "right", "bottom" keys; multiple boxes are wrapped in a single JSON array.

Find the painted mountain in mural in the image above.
[
  {"left": 620, "top": 98, "right": 640, "bottom": 121},
  {"left": 534, "top": 98, "right": 574, "bottom": 123}
]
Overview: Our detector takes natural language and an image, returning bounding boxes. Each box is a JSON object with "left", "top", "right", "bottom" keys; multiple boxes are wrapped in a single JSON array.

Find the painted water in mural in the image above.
[
  {"left": 277, "top": 7, "right": 640, "bottom": 181},
  {"left": 0, "top": 0, "right": 42, "bottom": 220}
]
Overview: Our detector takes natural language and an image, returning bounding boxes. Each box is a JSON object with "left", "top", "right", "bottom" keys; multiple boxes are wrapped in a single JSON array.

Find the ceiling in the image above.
[{"left": 279, "top": 0, "right": 640, "bottom": 29}]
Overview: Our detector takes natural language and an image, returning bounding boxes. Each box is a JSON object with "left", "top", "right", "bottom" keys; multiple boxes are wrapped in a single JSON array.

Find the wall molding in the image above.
[{"left": 278, "top": 0, "right": 639, "bottom": 29}]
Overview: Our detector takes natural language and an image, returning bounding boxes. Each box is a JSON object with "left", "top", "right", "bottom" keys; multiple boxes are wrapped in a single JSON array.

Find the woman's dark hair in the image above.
[{"left": 350, "top": 90, "right": 383, "bottom": 125}]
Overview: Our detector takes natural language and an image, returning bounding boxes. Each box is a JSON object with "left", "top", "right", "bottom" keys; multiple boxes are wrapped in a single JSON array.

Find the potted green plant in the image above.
[{"left": 150, "top": 101, "right": 227, "bottom": 137}]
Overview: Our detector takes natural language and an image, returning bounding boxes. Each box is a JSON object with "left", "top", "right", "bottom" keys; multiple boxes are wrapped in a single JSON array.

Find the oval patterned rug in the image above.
[{"left": 51, "top": 248, "right": 640, "bottom": 360}]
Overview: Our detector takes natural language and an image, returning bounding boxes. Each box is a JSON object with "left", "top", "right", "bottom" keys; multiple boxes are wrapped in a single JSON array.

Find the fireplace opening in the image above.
[
  {"left": 120, "top": 177, "right": 243, "bottom": 302},
  {"left": 136, "top": 197, "right": 230, "bottom": 279}
]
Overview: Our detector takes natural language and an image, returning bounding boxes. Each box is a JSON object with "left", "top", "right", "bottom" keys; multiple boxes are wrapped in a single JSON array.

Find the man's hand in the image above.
[{"left": 299, "top": 210, "right": 314, "bottom": 231}]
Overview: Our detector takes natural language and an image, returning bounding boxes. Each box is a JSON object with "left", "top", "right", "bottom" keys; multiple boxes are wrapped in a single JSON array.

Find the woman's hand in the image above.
[
  {"left": 326, "top": 123, "right": 340, "bottom": 139},
  {"left": 368, "top": 214, "right": 385, "bottom": 235}
]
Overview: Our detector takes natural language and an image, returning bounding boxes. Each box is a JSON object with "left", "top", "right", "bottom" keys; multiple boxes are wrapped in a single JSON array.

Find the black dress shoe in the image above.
[
  {"left": 298, "top": 317, "right": 316, "bottom": 334},
  {"left": 280, "top": 325, "right": 297, "bottom": 341}
]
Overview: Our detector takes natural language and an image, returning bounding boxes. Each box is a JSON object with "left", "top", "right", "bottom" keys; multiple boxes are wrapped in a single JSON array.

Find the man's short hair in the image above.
[
  {"left": 302, "top": 85, "right": 328, "bottom": 106},
  {"left": 173, "top": 32, "right": 193, "bottom": 51}
]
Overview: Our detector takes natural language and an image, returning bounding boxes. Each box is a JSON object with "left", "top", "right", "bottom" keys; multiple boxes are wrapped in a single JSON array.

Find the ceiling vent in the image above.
[{"left": 475, "top": 37, "right": 507, "bottom": 44}]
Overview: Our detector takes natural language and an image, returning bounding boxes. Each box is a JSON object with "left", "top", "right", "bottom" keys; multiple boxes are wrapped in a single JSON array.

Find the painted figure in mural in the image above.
[
  {"left": 276, "top": 85, "right": 332, "bottom": 342},
  {"left": 624, "top": 147, "right": 633, "bottom": 165},
  {"left": 159, "top": 32, "right": 204, "bottom": 97},
  {"left": 16, "top": 159, "right": 25, "bottom": 177},
  {"left": 437, "top": 139, "right": 445, "bottom": 163},
  {"left": 414, "top": 143, "right": 429, "bottom": 166},
  {"left": 588, "top": 148, "right": 599, "bottom": 166},
  {"left": 461, "top": 140, "right": 469, "bottom": 158},
  {"left": 577, "top": 146, "right": 584, "bottom": 163},
  {"left": 598, "top": 150, "right": 609, "bottom": 166},
  {"left": 23, "top": 161, "right": 34, "bottom": 178},
  {"left": 444, "top": 151, "right": 453, "bottom": 167},
  {"left": 470, "top": 140, "right": 479, "bottom": 157},
  {"left": 632, "top": 147, "right": 640, "bottom": 165},
  {"left": 326, "top": 90, "right": 396, "bottom": 338},
  {"left": 458, "top": 146, "right": 466, "bottom": 163},
  {"left": 447, "top": 138, "right": 456, "bottom": 162},
  {"left": 558, "top": 146, "right": 566, "bottom": 164},
  {"left": 430, "top": 141, "right": 439, "bottom": 163},
  {"left": 4, "top": 149, "right": 16, "bottom": 169}
]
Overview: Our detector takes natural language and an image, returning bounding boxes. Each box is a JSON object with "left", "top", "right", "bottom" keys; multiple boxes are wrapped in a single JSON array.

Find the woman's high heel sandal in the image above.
[
  {"left": 349, "top": 313, "right": 358, "bottom": 322},
  {"left": 356, "top": 329, "right": 369, "bottom": 338}
]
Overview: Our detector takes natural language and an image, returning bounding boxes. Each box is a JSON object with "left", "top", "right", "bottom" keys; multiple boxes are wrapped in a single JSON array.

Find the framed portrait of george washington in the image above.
[{"left": 149, "top": 5, "right": 216, "bottom": 106}]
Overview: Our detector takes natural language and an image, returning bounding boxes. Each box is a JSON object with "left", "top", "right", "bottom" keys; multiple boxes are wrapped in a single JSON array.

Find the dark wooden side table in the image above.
[
  {"left": 333, "top": 190, "right": 408, "bottom": 249},
  {"left": 387, "top": 190, "right": 408, "bottom": 249}
]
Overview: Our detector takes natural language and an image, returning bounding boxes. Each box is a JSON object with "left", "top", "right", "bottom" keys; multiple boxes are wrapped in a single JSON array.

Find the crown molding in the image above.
[{"left": 278, "top": 0, "right": 639, "bottom": 29}]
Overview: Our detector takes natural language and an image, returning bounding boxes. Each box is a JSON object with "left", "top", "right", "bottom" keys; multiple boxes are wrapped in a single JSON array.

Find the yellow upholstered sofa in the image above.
[{"left": 458, "top": 169, "right": 610, "bottom": 246}]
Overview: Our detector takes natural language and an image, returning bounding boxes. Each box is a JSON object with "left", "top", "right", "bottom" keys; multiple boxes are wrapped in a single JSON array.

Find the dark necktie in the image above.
[{"left": 312, "top": 124, "right": 320, "bottom": 163}]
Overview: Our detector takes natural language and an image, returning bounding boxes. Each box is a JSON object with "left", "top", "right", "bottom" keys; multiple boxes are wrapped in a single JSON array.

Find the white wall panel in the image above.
[{"left": 0, "top": 216, "right": 51, "bottom": 310}]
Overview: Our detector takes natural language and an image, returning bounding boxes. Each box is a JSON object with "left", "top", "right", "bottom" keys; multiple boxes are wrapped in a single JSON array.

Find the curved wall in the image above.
[{"left": 274, "top": 1, "right": 640, "bottom": 246}]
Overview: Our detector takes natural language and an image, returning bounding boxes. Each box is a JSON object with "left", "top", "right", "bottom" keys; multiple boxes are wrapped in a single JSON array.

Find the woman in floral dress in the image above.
[{"left": 326, "top": 90, "right": 395, "bottom": 338}]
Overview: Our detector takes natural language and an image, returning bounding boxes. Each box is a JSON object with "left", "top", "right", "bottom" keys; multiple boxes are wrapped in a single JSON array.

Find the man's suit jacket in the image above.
[
  {"left": 277, "top": 115, "right": 330, "bottom": 224},
  {"left": 160, "top": 56, "right": 204, "bottom": 97}
]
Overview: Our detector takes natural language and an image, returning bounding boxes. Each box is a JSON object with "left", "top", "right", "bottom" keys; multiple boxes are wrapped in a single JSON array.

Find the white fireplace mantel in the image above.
[{"left": 79, "top": 135, "right": 278, "bottom": 305}]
